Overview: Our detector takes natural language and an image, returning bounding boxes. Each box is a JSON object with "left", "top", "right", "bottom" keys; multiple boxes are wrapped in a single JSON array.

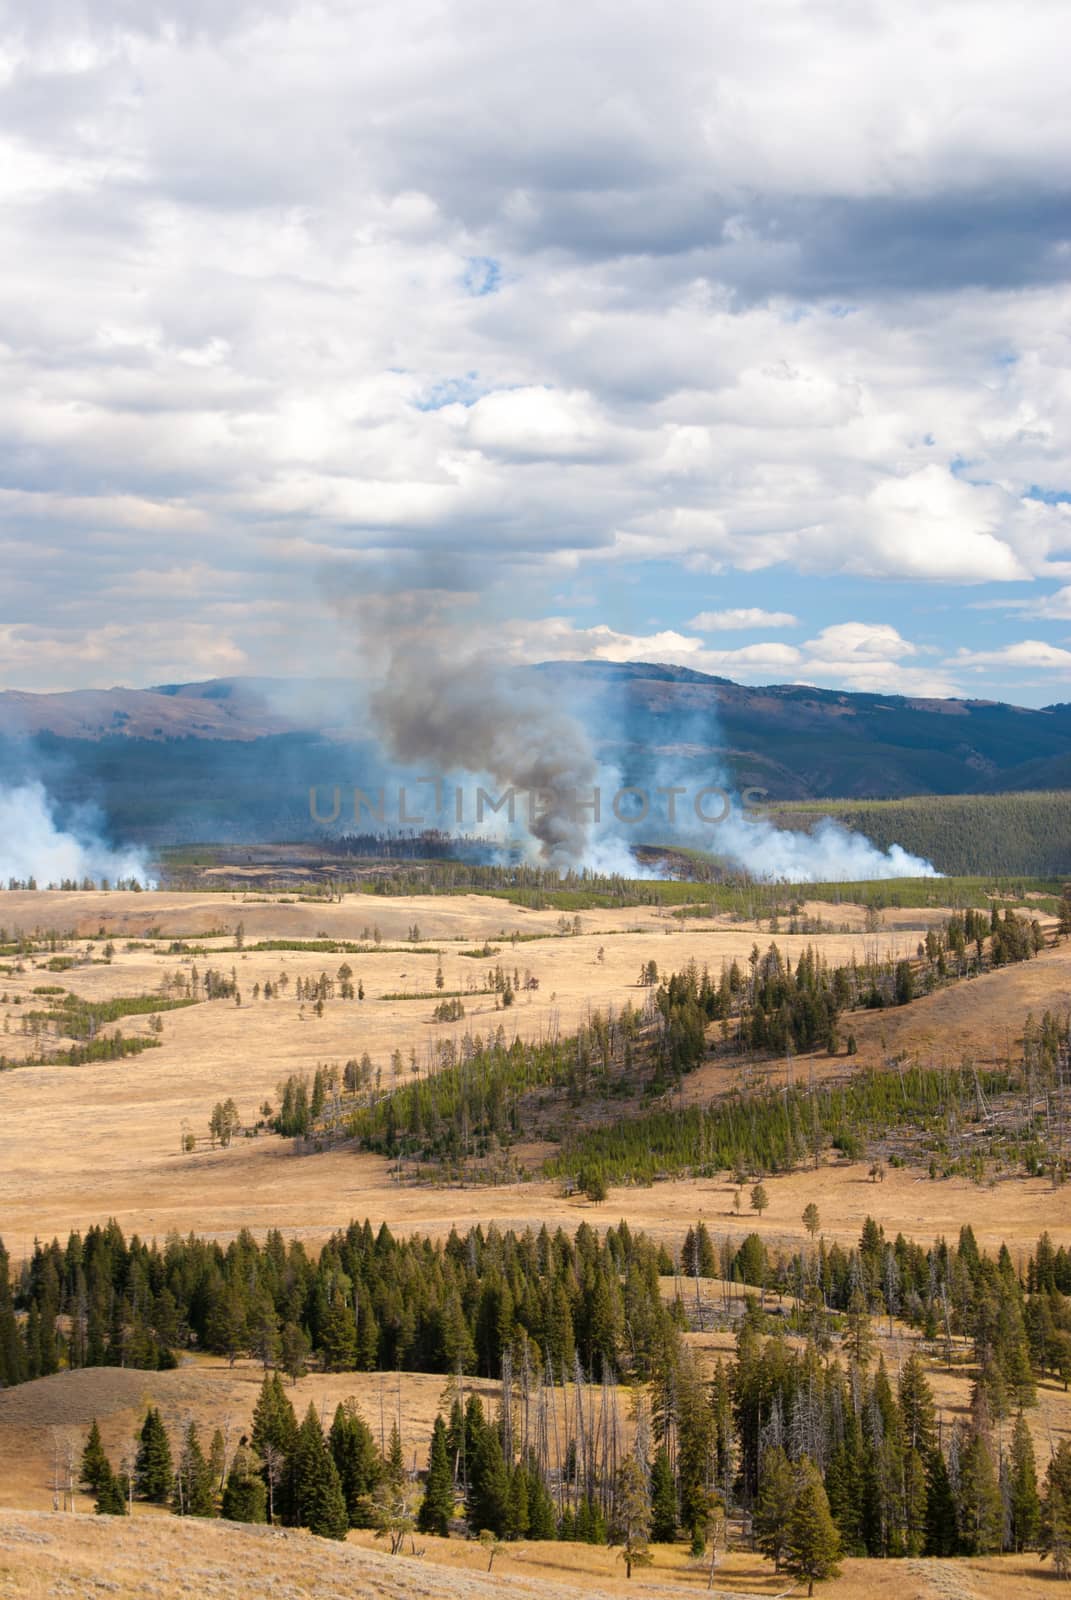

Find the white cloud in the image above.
[
  {"left": 0, "top": 622, "right": 248, "bottom": 691},
  {"left": 688, "top": 607, "right": 799, "bottom": 631},
  {"left": 488, "top": 616, "right": 961, "bottom": 696},
  {"left": 803, "top": 623, "right": 918, "bottom": 662},
  {"left": 950, "top": 639, "right": 1071, "bottom": 672},
  {"left": 1024, "top": 585, "right": 1071, "bottom": 620},
  {"left": 0, "top": 2, "right": 1070, "bottom": 693}
]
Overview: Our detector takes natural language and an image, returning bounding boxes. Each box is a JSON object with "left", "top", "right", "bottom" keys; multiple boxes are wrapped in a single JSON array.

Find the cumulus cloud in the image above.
[
  {"left": 950, "top": 639, "right": 1071, "bottom": 672},
  {"left": 0, "top": 1, "right": 1070, "bottom": 697},
  {"left": 1023, "top": 585, "right": 1071, "bottom": 621},
  {"left": 689, "top": 608, "right": 799, "bottom": 631},
  {"left": 487, "top": 617, "right": 962, "bottom": 697}
]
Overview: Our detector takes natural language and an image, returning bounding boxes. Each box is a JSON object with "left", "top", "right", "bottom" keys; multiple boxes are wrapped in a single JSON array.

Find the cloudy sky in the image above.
[{"left": 2, "top": 0, "right": 1070, "bottom": 703}]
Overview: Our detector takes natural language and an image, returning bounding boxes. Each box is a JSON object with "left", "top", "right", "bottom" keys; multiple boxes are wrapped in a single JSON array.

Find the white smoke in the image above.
[
  {"left": 589, "top": 674, "right": 941, "bottom": 882},
  {"left": 330, "top": 580, "right": 939, "bottom": 881},
  {"left": 710, "top": 808, "right": 938, "bottom": 882},
  {"left": 0, "top": 781, "right": 153, "bottom": 887}
]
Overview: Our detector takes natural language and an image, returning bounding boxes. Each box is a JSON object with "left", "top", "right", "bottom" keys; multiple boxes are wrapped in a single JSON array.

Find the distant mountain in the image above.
[
  {"left": 532, "top": 661, "right": 1071, "bottom": 799},
  {"left": 1, "top": 664, "right": 1069, "bottom": 846},
  {"left": 0, "top": 677, "right": 355, "bottom": 742}
]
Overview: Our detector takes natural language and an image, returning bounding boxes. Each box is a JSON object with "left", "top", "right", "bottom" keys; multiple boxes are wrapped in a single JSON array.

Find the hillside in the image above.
[
  {"left": 3, "top": 1507, "right": 1062, "bottom": 1600},
  {"left": 1, "top": 666, "right": 1070, "bottom": 851}
]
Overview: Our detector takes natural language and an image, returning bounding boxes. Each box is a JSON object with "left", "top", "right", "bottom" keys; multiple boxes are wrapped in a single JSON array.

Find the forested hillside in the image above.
[
  {"left": 3, "top": 665, "right": 1071, "bottom": 849},
  {"left": 12, "top": 1215, "right": 1071, "bottom": 1582},
  {"left": 768, "top": 792, "right": 1071, "bottom": 876}
]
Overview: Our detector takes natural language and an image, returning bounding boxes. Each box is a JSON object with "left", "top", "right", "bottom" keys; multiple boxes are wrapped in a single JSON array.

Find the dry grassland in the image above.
[
  {"left": 2, "top": 888, "right": 1070, "bottom": 1598},
  {"left": 0, "top": 1506, "right": 1065, "bottom": 1599},
  {"left": 2, "top": 887, "right": 1064, "bottom": 1252}
]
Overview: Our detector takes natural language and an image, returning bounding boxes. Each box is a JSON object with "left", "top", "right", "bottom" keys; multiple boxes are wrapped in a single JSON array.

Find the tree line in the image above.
[
  {"left": 65, "top": 1218, "right": 1071, "bottom": 1591},
  {"left": 0, "top": 1217, "right": 683, "bottom": 1389}
]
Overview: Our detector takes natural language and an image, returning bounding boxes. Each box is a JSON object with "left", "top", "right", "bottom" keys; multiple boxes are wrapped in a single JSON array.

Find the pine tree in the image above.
[
  {"left": 221, "top": 1444, "right": 268, "bottom": 1523},
  {"left": 320, "top": 1290, "right": 358, "bottom": 1371},
  {"left": 576, "top": 1493, "right": 608, "bottom": 1543},
  {"left": 506, "top": 1463, "right": 530, "bottom": 1540},
  {"left": 649, "top": 1446, "right": 677, "bottom": 1542},
  {"left": 923, "top": 1447, "right": 959, "bottom": 1557},
  {"left": 252, "top": 1371, "right": 299, "bottom": 1459},
  {"left": 902, "top": 1446, "right": 928, "bottom": 1556},
  {"left": 1048, "top": 1487, "right": 1071, "bottom": 1580},
  {"left": 754, "top": 1446, "right": 797, "bottom": 1572},
  {"left": 844, "top": 1288, "right": 874, "bottom": 1368},
  {"left": 418, "top": 1415, "right": 454, "bottom": 1536},
  {"left": 330, "top": 1400, "right": 381, "bottom": 1528},
  {"left": 135, "top": 1406, "right": 173, "bottom": 1503},
  {"left": 80, "top": 1419, "right": 110, "bottom": 1494},
  {"left": 958, "top": 1431, "right": 1003, "bottom": 1554},
  {"left": 1009, "top": 1410, "right": 1040, "bottom": 1551},
  {"left": 173, "top": 1421, "right": 216, "bottom": 1517},
  {"left": 1043, "top": 1440, "right": 1071, "bottom": 1576},
  {"left": 898, "top": 1353, "right": 937, "bottom": 1454},
  {"left": 208, "top": 1427, "right": 226, "bottom": 1491},
  {"left": 614, "top": 1456, "right": 652, "bottom": 1579},
  {"left": 526, "top": 1464, "right": 557, "bottom": 1539},
  {"left": 95, "top": 1463, "right": 129, "bottom": 1516},
  {"left": 467, "top": 1424, "right": 510, "bottom": 1537},
  {"left": 252, "top": 1371, "right": 298, "bottom": 1523},
  {"left": 291, "top": 1403, "right": 348, "bottom": 1540},
  {"left": 783, "top": 1458, "right": 841, "bottom": 1597},
  {"left": 676, "top": 1350, "right": 715, "bottom": 1547},
  {"left": 280, "top": 1320, "right": 310, "bottom": 1382},
  {"left": 383, "top": 1421, "right": 406, "bottom": 1488}
]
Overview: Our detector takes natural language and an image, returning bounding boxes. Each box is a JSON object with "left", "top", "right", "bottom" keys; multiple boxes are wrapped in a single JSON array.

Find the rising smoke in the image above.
[
  {"left": 344, "top": 592, "right": 600, "bottom": 867},
  {"left": 341, "top": 590, "right": 938, "bottom": 882},
  {"left": 707, "top": 808, "right": 937, "bottom": 882},
  {"left": 0, "top": 781, "right": 153, "bottom": 887}
]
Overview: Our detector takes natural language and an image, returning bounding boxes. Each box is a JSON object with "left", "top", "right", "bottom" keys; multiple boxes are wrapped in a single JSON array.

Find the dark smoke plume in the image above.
[{"left": 342, "top": 590, "right": 600, "bottom": 866}]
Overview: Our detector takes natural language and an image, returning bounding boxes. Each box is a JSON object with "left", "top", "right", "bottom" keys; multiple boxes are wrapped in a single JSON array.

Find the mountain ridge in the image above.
[{"left": 1, "top": 666, "right": 1069, "bottom": 849}]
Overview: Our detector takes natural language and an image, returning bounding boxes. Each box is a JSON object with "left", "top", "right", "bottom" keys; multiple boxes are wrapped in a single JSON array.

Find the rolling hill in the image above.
[{"left": 0, "top": 664, "right": 1069, "bottom": 850}]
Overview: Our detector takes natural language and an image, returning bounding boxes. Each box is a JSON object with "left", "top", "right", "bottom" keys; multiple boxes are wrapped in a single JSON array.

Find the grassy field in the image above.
[
  {"left": 0, "top": 883, "right": 1049, "bottom": 1246},
  {"left": 1, "top": 882, "right": 1071, "bottom": 1599},
  {"left": 4, "top": 1504, "right": 1064, "bottom": 1600}
]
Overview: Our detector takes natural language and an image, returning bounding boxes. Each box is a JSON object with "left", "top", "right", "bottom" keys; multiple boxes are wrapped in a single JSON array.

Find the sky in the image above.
[{"left": 1, "top": 0, "right": 1071, "bottom": 705}]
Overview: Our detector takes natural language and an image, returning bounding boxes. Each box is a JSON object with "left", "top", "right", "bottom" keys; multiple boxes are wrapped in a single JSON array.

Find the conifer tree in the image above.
[
  {"left": 1043, "top": 1440, "right": 1071, "bottom": 1576},
  {"left": 898, "top": 1353, "right": 936, "bottom": 1454},
  {"left": 208, "top": 1427, "right": 226, "bottom": 1491},
  {"left": 95, "top": 1462, "right": 129, "bottom": 1516},
  {"left": 221, "top": 1444, "right": 268, "bottom": 1524},
  {"left": 649, "top": 1446, "right": 677, "bottom": 1542},
  {"left": 135, "top": 1406, "right": 173, "bottom": 1503},
  {"left": 280, "top": 1320, "right": 310, "bottom": 1382},
  {"left": 80, "top": 1418, "right": 110, "bottom": 1494},
  {"left": 418, "top": 1415, "right": 454, "bottom": 1536},
  {"left": 923, "top": 1447, "right": 959, "bottom": 1557},
  {"left": 320, "top": 1290, "right": 358, "bottom": 1371},
  {"left": 614, "top": 1456, "right": 653, "bottom": 1579},
  {"left": 291, "top": 1403, "right": 348, "bottom": 1540},
  {"left": 754, "top": 1446, "right": 797, "bottom": 1572},
  {"left": 958, "top": 1429, "right": 1003, "bottom": 1554},
  {"left": 383, "top": 1421, "right": 406, "bottom": 1488},
  {"left": 173, "top": 1421, "right": 216, "bottom": 1517},
  {"left": 676, "top": 1350, "right": 715, "bottom": 1549},
  {"left": 252, "top": 1371, "right": 298, "bottom": 1522},
  {"left": 526, "top": 1463, "right": 557, "bottom": 1539},
  {"left": 466, "top": 1423, "right": 510, "bottom": 1537},
  {"left": 844, "top": 1288, "right": 874, "bottom": 1368},
  {"left": 330, "top": 1400, "right": 381, "bottom": 1528},
  {"left": 506, "top": 1462, "right": 530, "bottom": 1540},
  {"left": 784, "top": 1458, "right": 841, "bottom": 1596},
  {"left": 1008, "top": 1410, "right": 1040, "bottom": 1551}
]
